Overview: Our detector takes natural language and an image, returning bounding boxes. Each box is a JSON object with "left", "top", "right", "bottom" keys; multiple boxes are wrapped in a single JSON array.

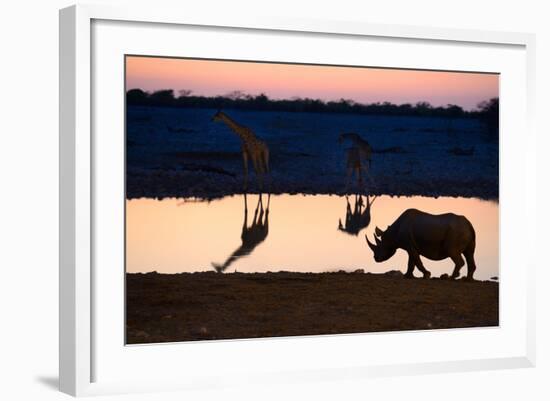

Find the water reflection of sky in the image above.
[{"left": 126, "top": 194, "right": 499, "bottom": 280}]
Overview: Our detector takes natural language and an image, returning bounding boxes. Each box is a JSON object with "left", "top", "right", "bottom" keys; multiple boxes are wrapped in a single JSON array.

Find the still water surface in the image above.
[{"left": 126, "top": 194, "right": 498, "bottom": 280}]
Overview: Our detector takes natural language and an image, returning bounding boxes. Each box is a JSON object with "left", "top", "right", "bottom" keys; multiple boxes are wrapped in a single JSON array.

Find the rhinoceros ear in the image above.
[{"left": 375, "top": 226, "right": 385, "bottom": 237}]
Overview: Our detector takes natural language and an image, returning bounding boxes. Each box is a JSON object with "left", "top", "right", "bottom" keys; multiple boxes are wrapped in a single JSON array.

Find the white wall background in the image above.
[{"left": 0, "top": 0, "right": 548, "bottom": 399}]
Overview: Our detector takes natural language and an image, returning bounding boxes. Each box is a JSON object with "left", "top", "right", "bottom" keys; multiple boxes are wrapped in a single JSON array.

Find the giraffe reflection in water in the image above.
[
  {"left": 338, "top": 194, "right": 376, "bottom": 236},
  {"left": 211, "top": 193, "right": 271, "bottom": 273}
]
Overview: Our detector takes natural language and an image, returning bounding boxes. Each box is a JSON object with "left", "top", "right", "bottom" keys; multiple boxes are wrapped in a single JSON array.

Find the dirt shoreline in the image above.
[
  {"left": 126, "top": 271, "right": 499, "bottom": 344},
  {"left": 126, "top": 171, "right": 498, "bottom": 200}
]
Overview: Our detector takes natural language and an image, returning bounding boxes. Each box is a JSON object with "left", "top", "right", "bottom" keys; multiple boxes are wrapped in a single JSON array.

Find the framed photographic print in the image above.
[{"left": 59, "top": 4, "right": 536, "bottom": 397}]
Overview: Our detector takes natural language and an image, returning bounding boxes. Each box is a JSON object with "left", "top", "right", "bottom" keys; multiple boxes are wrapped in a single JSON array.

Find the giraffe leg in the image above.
[
  {"left": 252, "top": 156, "right": 264, "bottom": 192},
  {"left": 257, "top": 195, "right": 265, "bottom": 224},
  {"left": 254, "top": 153, "right": 264, "bottom": 194},
  {"left": 261, "top": 174, "right": 266, "bottom": 192},
  {"left": 253, "top": 195, "right": 261, "bottom": 224},
  {"left": 242, "top": 149, "right": 249, "bottom": 191},
  {"left": 367, "top": 167, "right": 375, "bottom": 190},
  {"left": 262, "top": 148, "right": 271, "bottom": 191},
  {"left": 242, "top": 194, "right": 248, "bottom": 232},
  {"left": 264, "top": 199, "right": 270, "bottom": 226},
  {"left": 362, "top": 165, "right": 371, "bottom": 192},
  {"left": 345, "top": 167, "right": 353, "bottom": 193},
  {"left": 266, "top": 150, "right": 270, "bottom": 171}
]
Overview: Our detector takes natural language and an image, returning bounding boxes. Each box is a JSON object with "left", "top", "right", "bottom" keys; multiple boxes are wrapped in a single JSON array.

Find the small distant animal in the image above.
[
  {"left": 365, "top": 209, "right": 477, "bottom": 280},
  {"left": 212, "top": 110, "right": 270, "bottom": 190}
]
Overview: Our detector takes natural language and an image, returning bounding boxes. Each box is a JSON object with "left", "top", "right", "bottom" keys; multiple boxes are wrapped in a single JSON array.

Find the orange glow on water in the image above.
[{"left": 126, "top": 195, "right": 498, "bottom": 280}]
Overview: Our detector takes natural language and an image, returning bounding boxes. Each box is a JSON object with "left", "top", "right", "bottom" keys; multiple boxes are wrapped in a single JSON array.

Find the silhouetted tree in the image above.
[
  {"left": 178, "top": 89, "right": 193, "bottom": 97},
  {"left": 149, "top": 89, "right": 175, "bottom": 106},
  {"left": 415, "top": 101, "right": 433, "bottom": 116},
  {"left": 477, "top": 98, "right": 499, "bottom": 140},
  {"left": 126, "top": 88, "right": 149, "bottom": 105},
  {"left": 225, "top": 90, "right": 246, "bottom": 100},
  {"left": 445, "top": 104, "right": 465, "bottom": 118},
  {"left": 255, "top": 93, "right": 269, "bottom": 103}
]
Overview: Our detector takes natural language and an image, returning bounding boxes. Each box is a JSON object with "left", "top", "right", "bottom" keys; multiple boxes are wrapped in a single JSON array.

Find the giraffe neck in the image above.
[{"left": 219, "top": 113, "right": 252, "bottom": 142}]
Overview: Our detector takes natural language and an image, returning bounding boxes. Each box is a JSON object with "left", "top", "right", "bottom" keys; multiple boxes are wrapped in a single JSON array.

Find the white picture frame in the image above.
[{"left": 59, "top": 4, "right": 536, "bottom": 397}]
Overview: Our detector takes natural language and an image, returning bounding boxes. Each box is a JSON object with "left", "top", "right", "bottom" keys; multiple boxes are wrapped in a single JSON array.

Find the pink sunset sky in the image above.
[{"left": 126, "top": 56, "right": 499, "bottom": 111}]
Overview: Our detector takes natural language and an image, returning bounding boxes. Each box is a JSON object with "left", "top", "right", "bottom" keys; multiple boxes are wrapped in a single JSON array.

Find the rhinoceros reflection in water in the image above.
[{"left": 366, "top": 208, "right": 477, "bottom": 280}]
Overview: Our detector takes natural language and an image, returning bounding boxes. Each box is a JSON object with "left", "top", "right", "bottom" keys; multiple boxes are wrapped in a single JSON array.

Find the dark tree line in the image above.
[
  {"left": 127, "top": 88, "right": 498, "bottom": 121},
  {"left": 476, "top": 98, "right": 499, "bottom": 140}
]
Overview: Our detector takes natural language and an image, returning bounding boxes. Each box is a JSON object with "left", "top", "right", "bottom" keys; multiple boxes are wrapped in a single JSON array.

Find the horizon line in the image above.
[{"left": 126, "top": 87, "right": 498, "bottom": 112}]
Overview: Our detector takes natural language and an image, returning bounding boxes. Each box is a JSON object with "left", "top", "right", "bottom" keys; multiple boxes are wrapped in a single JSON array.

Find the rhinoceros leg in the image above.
[
  {"left": 407, "top": 251, "right": 431, "bottom": 279},
  {"left": 450, "top": 254, "right": 465, "bottom": 279},
  {"left": 404, "top": 257, "right": 415, "bottom": 278},
  {"left": 464, "top": 248, "right": 477, "bottom": 280}
]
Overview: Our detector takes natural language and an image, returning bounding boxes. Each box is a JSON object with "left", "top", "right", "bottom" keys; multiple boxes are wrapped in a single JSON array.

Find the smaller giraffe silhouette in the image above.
[
  {"left": 211, "top": 193, "right": 270, "bottom": 273},
  {"left": 339, "top": 132, "right": 374, "bottom": 191},
  {"left": 212, "top": 111, "right": 270, "bottom": 191},
  {"left": 343, "top": 146, "right": 376, "bottom": 192},
  {"left": 339, "top": 132, "right": 373, "bottom": 167},
  {"left": 338, "top": 194, "right": 376, "bottom": 236}
]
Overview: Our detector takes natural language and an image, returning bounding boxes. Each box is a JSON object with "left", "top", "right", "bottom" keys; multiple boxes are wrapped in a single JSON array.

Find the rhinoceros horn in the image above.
[
  {"left": 375, "top": 226, "right": 385, "bottom": 237},
  {"left": 365, "top": 235, "right": 377, "bottom": 252},
  {"left": 374, "top": 235, "right": 382, "bottom": 246}
]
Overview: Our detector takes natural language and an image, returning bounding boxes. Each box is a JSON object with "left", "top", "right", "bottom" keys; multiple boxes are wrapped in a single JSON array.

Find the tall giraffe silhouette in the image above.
[
  {"left": 212, "top": 111, "right": 270, "bottom": 191},
  {"left": 211, "top": 193, "right": 270, "bottom": 273}
]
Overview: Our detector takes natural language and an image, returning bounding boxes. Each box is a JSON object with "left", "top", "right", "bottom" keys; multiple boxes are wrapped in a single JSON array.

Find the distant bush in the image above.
[{"left": 126, "top": 88, "right": 498, "bottom": 123}]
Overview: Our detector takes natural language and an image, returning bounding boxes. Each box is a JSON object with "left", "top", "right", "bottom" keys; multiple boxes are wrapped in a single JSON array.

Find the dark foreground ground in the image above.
[{"left": 126, "top": 271, "right": 499, "bottom": 344}]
